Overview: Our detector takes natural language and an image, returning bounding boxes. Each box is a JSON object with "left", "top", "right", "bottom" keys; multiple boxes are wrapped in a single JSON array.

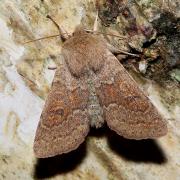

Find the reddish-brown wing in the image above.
[
  {"left": 95, "top": 52, "right": 167, "bottom": 139},
  {"left": 34, "top": 63, "right": 90, "bottom": 158}
]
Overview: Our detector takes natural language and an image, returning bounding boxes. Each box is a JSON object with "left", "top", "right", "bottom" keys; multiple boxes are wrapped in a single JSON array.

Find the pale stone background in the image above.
[{"left": 0, "top": 0, "right": 180, "bottom": 179}]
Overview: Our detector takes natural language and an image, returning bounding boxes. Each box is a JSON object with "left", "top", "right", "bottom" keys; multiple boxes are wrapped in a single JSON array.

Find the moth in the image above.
[{"left": 33, "top": 26, "right": 167, "bottom": 158}]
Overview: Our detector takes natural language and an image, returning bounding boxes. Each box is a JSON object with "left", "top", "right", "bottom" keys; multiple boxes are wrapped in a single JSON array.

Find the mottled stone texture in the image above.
[{"left": 0, "top": 0, "right": 179, "bottom": 180}]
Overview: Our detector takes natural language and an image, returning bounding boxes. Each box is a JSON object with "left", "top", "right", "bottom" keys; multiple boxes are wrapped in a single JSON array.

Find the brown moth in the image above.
[{"left": 33, "top": 26, "right": 167, "bottom": 158}]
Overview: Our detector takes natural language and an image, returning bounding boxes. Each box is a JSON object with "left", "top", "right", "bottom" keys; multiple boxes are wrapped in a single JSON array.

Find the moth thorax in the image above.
[{"left": 87, "top": 72, "right": 104, "bottom": 128}]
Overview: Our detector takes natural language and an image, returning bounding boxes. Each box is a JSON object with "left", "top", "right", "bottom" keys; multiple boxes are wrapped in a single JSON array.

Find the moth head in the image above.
[{"left": 73, "top": 25, "right": 88, "bottom": 36}]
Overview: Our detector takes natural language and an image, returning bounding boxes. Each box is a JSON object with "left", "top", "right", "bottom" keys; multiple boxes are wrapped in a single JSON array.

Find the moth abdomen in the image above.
[{"left": 87, "top": 102, "right": 104, "bottom": 128}]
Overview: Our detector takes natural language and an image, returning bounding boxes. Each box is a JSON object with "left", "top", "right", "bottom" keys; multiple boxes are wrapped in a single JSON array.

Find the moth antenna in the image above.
[
  {"left": 46, "top": 15, "right": 69, "bottom": 42},
  {"left": 85, "top": 28, "right": 138, "bottom": 57},
  {"left": 84, "top": 29, "right": 127, "bottom": 39},
  {"left": 22, "top": 34, "right": 61, "bottom": 44},
  {"left": 22, "top": 30, "right": 127, "bottom": 45},
  {"left": 22, "top": 15, "right": 71, "bottom": 44}
]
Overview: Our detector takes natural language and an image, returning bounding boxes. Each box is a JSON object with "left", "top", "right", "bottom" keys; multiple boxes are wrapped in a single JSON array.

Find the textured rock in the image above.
[{"left": 0, "top": 0, "right": 179, "bottom": 179}]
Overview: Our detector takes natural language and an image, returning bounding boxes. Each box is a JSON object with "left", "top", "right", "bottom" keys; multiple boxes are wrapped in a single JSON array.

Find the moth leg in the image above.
[
  {"left": 107, "top": 43, "right": 139, "bottom": 58},
  {"left": 93, "top": 11, "right": 99, "bottom": 32},
  {"left": 46, "top": 15, "right": 70, "bottom": 41},
  {"left": 116, "top": 54, "right": 128, "bottom": 61},
  {"left": 48, "top": 66, "right": 57, "bottom": 70}
]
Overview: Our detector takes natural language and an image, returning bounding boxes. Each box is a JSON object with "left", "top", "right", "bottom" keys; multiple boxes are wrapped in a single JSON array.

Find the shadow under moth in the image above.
[{"left": 33, "top": 26, "right": 167, "bottom": 158}]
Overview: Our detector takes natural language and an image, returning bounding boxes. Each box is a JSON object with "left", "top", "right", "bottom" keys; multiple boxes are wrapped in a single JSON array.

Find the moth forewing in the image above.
[
  {"left": 94, "top": 50, "right": 167, "bottom": 139},
  {"left": 33, "top": 62, "right": 90, "bottom": 158}
]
